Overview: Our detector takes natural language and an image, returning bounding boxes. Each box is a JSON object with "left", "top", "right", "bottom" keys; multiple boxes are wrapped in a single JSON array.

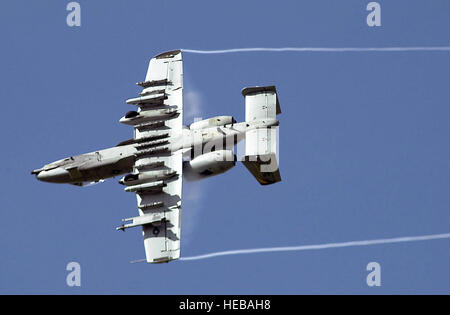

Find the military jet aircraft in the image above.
[{"left": 32, "top": 50, "right": 282, "bottom": 263}]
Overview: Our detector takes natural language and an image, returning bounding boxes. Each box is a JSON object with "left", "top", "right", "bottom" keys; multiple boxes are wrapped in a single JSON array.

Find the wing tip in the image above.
[
  {"left": 150, "top": 256, "right": 179, "bottom": 264},
  {"left": 155, "top": 49, "right": 182, "bottom": 59}
]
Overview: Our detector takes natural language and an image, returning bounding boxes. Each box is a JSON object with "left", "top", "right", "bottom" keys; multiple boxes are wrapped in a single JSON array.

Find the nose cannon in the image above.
[{"left": 31, "top": 169, "right": 42, "bottom": 175}]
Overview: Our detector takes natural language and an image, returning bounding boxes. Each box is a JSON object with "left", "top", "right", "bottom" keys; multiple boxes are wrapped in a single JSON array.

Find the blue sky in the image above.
[{"left": 0, "top": 0, "right": 449, "bottom": 294}]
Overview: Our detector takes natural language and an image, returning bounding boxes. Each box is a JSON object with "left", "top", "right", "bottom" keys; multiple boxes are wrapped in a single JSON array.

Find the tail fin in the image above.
[{"left": 241, "top": 86, "right": 282, "bottom": 185}]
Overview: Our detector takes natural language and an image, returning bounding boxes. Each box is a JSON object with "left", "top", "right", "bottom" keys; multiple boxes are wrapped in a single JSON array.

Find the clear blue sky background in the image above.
[{"left": 0, "top": 0, "right": 449, "bottom": 294}]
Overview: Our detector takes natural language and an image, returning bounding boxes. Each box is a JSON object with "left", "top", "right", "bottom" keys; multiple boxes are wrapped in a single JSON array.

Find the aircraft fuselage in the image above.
[{"left": 31, "top": 119, "right": 278, "bottom": 185}]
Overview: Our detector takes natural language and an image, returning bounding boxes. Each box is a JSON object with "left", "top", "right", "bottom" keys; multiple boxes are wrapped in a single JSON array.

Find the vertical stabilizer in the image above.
[{"left": 242, "top": 86, "right": 282, "bottom": 185}]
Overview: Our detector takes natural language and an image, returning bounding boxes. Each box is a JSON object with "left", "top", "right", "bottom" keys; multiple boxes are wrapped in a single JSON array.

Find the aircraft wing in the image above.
[
  {"left": 134, "top": 151, "right": 182, "bottom": 263},
  {"left": 120, "top": 50, "right": 183, "bottom": 263}
]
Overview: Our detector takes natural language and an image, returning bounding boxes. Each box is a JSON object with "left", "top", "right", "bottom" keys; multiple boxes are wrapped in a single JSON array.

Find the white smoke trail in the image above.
[
  {"left": 179, "top": 232, "right": 450, "bottom": 261},
  {"left": 182, "top": 181, "right": 207, "bottom": 246},
  {"left": 184, "top": 90, "right": 203, "bottom": 121},
  {"left": 182, "top": 47, "right": 450, "bottom": 54}
]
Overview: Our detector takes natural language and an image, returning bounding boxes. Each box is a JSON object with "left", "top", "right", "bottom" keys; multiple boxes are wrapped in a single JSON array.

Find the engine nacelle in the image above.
[
  {"left": 184, "top": 150, "right": 236, "bottom": 180},
  {"left": 189, "top": 116, "right": 236, "bottom": 130}
]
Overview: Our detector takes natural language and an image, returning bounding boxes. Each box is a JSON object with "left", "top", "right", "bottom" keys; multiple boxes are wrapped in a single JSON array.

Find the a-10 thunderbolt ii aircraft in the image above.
[{"left": 32, "top": 50, "right": 282, "bottom": 263}]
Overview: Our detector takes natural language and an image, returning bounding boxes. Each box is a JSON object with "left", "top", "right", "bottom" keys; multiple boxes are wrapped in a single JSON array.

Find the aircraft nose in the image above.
[
  {"left": 31, "top": 169, "right": 41, "bottom": 175},
  {"left": 36, "top": 167, "right": 71, "bottom": 183}
]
